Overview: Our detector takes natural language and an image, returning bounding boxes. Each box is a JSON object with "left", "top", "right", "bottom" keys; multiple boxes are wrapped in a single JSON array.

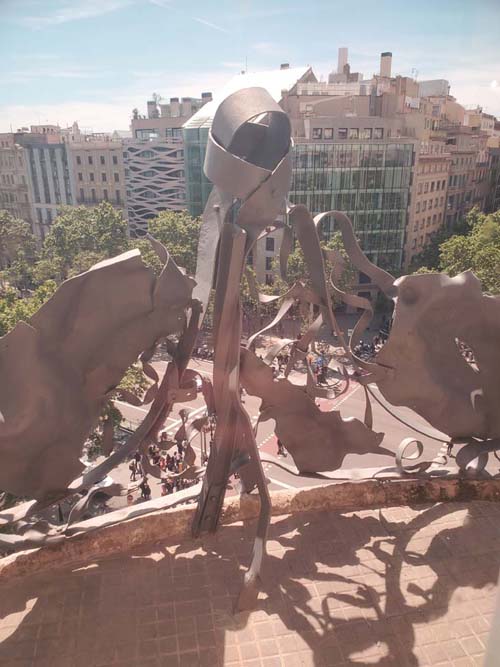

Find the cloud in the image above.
[
  {"left": 1, "top": 65, "right": 109, "bottom": 84},
  {"left": 0, "top": 69, "right": 232, "bottom": 133},
  {"left": 19, "top": 0, "right": 133, "bottom": 29},
  {"left": 491, "top": 80, "right": 498, "bottom": 89},
  {"left": 193, "top": 17, "right": 229, "bottom": 33}
]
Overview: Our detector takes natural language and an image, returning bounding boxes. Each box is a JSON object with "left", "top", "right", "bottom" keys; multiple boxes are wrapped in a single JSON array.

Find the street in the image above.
[{"left": 109, "top": 355, "right": 449, "bottom": 505}]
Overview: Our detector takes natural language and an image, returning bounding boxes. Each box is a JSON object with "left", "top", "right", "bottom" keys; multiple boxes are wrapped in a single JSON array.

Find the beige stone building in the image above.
[
  {"left": 404, "top": 140, "right": 451, "bottom": 267},
  {"left": 0, "top": 133, "right": 32, "bottom": 227},
  {"left": 68, "top": 140, "right": 127, "bottom": 217}
]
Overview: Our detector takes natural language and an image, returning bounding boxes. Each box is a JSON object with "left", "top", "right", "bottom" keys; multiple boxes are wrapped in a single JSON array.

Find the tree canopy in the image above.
[
  {"left": 147, "top": 210, "right": 201, "bottom": 275},
  {"left": 413, "top": 207, "right": 500, "bottom": 294}
]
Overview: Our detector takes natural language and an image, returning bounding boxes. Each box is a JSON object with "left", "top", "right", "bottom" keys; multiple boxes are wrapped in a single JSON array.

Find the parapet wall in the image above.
[{"left": 2, "top": 476, "right": 500, "bottom": 582}]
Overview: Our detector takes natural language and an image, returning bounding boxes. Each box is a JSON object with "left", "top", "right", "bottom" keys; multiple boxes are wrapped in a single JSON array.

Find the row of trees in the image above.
[
  {"left": 0, "top": 203, "right": 201, "bottom": 335},
  {"left": 410, "top": 207, "right": 500, "bottom": 294}
]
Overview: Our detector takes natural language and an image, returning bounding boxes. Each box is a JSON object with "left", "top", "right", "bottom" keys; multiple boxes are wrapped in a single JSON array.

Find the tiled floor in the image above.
[{"left": 1, "top": 501, "right": 499, "bottom": 666}]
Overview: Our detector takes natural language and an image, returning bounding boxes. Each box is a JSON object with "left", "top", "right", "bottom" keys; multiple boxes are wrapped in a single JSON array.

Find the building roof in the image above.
[{"left": 183, "top": 66, "right": 313, "bottom": 130}]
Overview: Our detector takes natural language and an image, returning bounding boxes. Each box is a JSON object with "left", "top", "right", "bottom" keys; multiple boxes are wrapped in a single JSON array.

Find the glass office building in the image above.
[
  {"left": 291, "top": 141, "right": 414, "bottom": 270},
  {"left": 184, "top": 134, "right": 415, "bottom": 270},
  {"left": 183, "top": 123, "right": 213, "bottom": 218}
]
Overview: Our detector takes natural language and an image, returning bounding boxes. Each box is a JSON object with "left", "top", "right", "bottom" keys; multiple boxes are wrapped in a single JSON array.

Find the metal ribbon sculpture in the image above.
[
  {"left": 191, "top": 87, "right": 293, "bottom": 609},
  {"left": 324, "top": 211, "right": 500, "bottom": 468},
  {"left": 0, "top": 244, "right": 203, "bottom": 547}
]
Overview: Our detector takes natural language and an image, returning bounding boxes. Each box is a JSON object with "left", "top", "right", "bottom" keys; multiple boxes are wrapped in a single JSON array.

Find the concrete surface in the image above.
[{"left": 0, "top": 500, "right": 499, "bottom": 666}]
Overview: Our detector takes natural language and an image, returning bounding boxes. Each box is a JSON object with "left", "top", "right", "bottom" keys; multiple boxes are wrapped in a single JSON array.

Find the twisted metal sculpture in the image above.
[{"left": 1, "top": 86, "right": 500, "bottom": 613}]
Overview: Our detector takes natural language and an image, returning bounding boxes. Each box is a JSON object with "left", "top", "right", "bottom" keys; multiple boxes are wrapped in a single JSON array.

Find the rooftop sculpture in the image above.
[{"left": 1, "top": 86, "right": 499, "bottom": 610}]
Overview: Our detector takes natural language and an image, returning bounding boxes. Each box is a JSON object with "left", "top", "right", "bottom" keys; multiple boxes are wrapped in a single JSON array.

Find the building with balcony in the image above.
[
  {"left": 68, "top": 140, "right": 126, "bottom": 216},
  {"left": 404, "top": 141, "right": 451, "bottom": 267},
  {"left": 0, "top": 133, "right": 33, "bottom": 228},
  {"left": 14, "top": 129, "right": 76, "bottom": 241}
]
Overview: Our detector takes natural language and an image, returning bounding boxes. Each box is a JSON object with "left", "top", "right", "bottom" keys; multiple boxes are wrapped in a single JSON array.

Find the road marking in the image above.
[
  {"left": 332, "top": 383, "right": 361, "bottom": 408},
  {"left": 266, "top": 476, "right": 294, "bottom": 489}
]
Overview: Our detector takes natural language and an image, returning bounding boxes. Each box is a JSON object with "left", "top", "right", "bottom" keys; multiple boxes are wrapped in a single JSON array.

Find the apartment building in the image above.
[
  {"left": 487, "top": 148, "right": 500, "bottom": 213},
  {"left": 68, "top": 140, "right": 126, "bottom": 216},
  {"left": 442, "top": 125, "right": 488, "bottom": 227},
  {"left": 0, "top": 133, "right": 32, "bottom": 227},
  {"left": 14, "top": 129, "right": 76, "bottom": 241},
  {"left": 404, "top": 141, "right": 451, "bottom": 266},
  {"left": 125, "top": 93, "right": 211, "bottom": 236}
]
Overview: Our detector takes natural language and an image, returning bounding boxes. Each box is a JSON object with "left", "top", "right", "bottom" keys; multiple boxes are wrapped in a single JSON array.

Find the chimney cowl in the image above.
[{"left": 280, "top": 63, "right": 290, "bottom": 70}]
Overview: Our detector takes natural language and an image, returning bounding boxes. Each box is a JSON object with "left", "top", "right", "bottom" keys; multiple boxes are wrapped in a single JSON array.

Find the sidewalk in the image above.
[{"left": 0, "top": 500, "right": 497, "bottom": 666}]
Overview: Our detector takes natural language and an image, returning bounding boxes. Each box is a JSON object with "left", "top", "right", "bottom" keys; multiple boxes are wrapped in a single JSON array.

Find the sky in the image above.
[{"left": 0, "top": 0, "right": 499, "bottom": 133}]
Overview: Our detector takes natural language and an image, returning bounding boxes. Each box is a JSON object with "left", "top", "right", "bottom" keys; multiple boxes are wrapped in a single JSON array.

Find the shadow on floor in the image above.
[{"left": 0, "top": 501, "right": 498, "bottom": 666}]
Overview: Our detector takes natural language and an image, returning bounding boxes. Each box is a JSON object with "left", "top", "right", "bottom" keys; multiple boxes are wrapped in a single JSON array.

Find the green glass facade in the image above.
[
  {"left": 184, "top": 126, "right": 212, "bottom": 218},
  {"left": 291, "top": 142, "right": 414, "bottom": 270},
  {"left": 183, "top": 132, "right": 415, "bottom": 270}
]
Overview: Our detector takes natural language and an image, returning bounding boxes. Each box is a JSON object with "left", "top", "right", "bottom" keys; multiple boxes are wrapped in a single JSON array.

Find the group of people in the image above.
[
  {"left": 127, "top": 432, "right": 198, "bottom": 504},
  {"left": 192, "top": 346, "right": 214, "bottom": 361},
  {"left": 354, "top": 334, "right": 386, "bottom": 360}
]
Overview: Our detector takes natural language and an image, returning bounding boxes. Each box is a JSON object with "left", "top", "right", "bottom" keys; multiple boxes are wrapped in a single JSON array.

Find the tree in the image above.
[
  {"left": 438, "top": 208, "right": 500, "bottom": 294},
  {"left": 0, "top": 280, "right": 57, "bottom": 336},
  {"left": 410, "top": 212, "right": 470, "bottom": 272},
  {"left": 148, "top": 210, "right": 201, "bottom": 275},
  {"left": 42, "top": 202, "right": 129, "bottom": 276}
]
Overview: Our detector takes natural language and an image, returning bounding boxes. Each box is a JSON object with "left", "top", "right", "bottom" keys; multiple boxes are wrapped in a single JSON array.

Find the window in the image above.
[
  {"left": 338, "top": 128, "right": 348, "bottom": 139},
  {"left": 114, "top": 173, "right": 119, "bottom": 182},
  {"left": 430, "top": 181, "right": 435, "bottom": 191},
  {"left": 88, "top": 156, "right": 93, "bottom": 165},
  {"left": 420, "top": 220, "right": 425, "bottom": 229},
  {"left": 265, "top": 256, "right": 273, "bottom": 271},
  {"left": 434, "top": 198, "right": 438, "bottom": 208},
  {"left": 424, "top": 182, "right": 429, "bottom": 193},
  {"left": 416, "top": 203, "right": 420, "bottom": 213},
  {"left": 79, "top": 188, "right": 84, "bottom": 201},
  {"left": 115, "top": 190, "right": 121, "bottom": 203},
  {"left": 103, "top": 189, "right": 108, "bottom": 200},
  {"left": 412, "top": 239, "right": 417, "bottom": 249},
  {"left": 432, "top": 214, "right": 437, "bottom": 224},
  {"left": 91, "top": 188, "right": 96, "bottom": 202},
  {"left": 348, "top": 128, "right": 359, "bottom": 139},
  {"left": 417, "top": 183, "right": 422, "bottom": 195},
  {"left": 323, "top": 128, "right": 333, "bottom": 139},
  {"left": 265, "top": 274, "right": 273, "bottom": 285},
  {"left": 100, "top": 156, "right": 105, "bottom": 165},
  {"left": 312, "top": 128, "right": 323, "bottom": 139},
  {"left": 102, "top": 173, "right": 107, "bottom": 182},
  {"left": 76, "top": 155, "right": 81, "bottom": 165},
  {"left": 78, "top": 172, "right": 83, "bottom": 181},
  {"left": 427, "top": 216, "right": 431, "bottom": 226},
  {"left": 442, "top": 179, "right": 446, "bottom": 189},
  {"left": 413, "top": 222, "right": 418, "bottom": 231},
  {"left": 422, "top": 201, "right": 427, "bottom": 211},
  {"left": 90, "top": 173, "right": 95, "bottom": 182},
  {"left": 113, "top": 155, "right": 118, "bottom": 165},
  {"left": 374, "top": 128, "right": 384, "bottom": 139},
  {"left": 361, "top": 128, "right": 372, "bottom": 140},
  {"left": 265, "top": 237, "right": 275, "bottom": 252}
]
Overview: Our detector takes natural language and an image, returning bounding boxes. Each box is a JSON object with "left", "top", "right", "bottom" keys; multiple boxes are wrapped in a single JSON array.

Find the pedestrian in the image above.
[
  {"left": 139, "top": 476, "right": 151, "bottom": 500},
  {"left": 129, "top": 458, "right": 137, "bottom": 481},
  {"left": 277, "top": 438, "right": 287, "bottom": 457},
  {"left": 134, "top": 450, "right": 141, "bottom": 464}
]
